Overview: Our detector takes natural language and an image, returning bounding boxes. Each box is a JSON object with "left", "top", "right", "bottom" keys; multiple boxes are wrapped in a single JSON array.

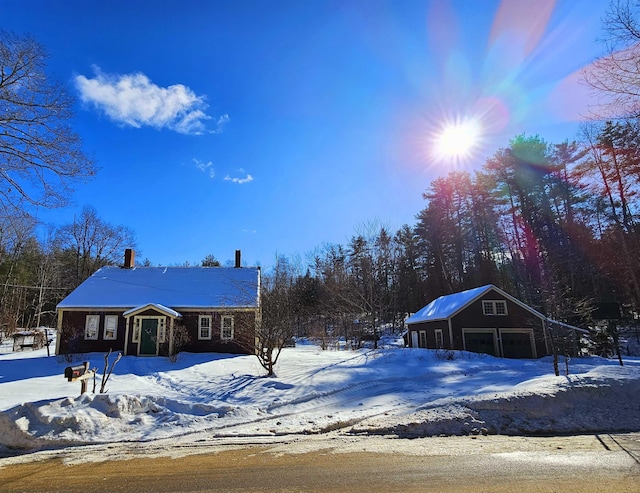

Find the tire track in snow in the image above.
[
  {"left": 128, "top": 352, "right": 482, "bottom": 438},
  {"left": 198, "top": 377, "right": 429, "bottom": 437},
  {"left": 109, "top": 350, "right": 552, "bottom": 440}
]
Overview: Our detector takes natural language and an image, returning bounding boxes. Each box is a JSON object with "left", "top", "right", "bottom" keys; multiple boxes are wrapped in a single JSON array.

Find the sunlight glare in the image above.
[{"left": 433, "top": 118, "right": 482, "bottom": 163}]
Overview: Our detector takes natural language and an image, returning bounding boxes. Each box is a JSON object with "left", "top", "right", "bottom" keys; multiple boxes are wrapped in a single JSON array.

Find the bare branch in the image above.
[{"left": 0, "top": 31, "right": 95, "bottom": 214}]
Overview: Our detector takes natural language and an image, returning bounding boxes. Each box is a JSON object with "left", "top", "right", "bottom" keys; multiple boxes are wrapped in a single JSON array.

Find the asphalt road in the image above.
[{"left": 1, "top": 433, "right": 639, "bottom": 493}]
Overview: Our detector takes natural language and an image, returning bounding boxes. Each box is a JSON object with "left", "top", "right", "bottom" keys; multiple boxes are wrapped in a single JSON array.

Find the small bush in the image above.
[
  {"left": 57, "top": 353, "right": 85, "bottom": 364},
  {"left": 435, "top": 349, "right": 457, "bottom": 360},
  {"left": 169, "top": 323, "right": 191, "bottom": 363}
]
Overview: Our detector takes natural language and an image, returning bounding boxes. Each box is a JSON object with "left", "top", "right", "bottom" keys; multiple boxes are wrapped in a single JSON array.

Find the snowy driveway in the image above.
[{"left": 1, "top": 343, "right": 639, "bottom": 452}]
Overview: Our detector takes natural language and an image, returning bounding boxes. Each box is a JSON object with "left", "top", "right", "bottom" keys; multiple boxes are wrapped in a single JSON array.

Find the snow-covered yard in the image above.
[{"left": 0, "top": 338, "right": 639, "bottom": 456}]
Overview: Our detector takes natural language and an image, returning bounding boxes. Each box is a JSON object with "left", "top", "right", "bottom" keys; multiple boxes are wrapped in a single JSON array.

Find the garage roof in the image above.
[{"left": 405, "top": 284, "right": 545, "bottom": 324}]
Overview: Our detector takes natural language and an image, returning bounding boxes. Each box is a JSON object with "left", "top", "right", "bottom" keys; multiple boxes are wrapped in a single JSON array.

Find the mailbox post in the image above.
[{"left": 64, "top": 361, "right": 95, "bottom": 394}]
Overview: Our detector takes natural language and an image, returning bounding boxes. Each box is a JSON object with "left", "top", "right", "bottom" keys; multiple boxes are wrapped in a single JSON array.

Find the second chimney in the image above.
[
  {"left": 235, "top": 249, "right": 241, "bottom": 268},
  {"left": 124, "top": 248, "right": 135, "bottom": 269}
]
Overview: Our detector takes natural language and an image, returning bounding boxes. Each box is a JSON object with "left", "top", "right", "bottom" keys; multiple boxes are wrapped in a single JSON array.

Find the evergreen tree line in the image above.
[
  {"left": 281, "top": 125, "right": 640, "bottom": 344},
  {"left": 6, "top": 2, "right": 640, "bottom": 357},
  {"left": 3, "top": 123, "right": 640, "bottom": 342}
]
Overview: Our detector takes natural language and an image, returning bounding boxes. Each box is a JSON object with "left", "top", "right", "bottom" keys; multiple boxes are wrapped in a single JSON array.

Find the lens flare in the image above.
[{"left": 432, "top": 117, "right": 482, "bottom": 164}]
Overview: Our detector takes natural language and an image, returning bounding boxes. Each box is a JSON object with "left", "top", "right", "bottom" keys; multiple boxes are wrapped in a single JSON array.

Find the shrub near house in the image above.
[{"left": 56, "top": 250, "right": 261, "bottom": 357}]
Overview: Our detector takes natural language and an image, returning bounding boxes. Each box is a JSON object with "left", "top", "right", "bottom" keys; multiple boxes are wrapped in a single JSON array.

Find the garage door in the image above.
[
  {"left": 501, "top": 331, "right": 534, "bottom": 359},
  {"left": 463, "top": 332, "right": 496, "bottom": 356}
]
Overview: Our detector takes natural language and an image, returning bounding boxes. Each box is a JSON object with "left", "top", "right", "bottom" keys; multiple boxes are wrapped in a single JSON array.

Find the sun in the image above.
[{"left": 432, "top": 118, "right": 482, "bottom": 164}]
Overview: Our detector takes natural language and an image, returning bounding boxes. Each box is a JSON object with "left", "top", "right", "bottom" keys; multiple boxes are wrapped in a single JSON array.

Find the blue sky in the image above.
[{"left": 2, "top": 0, "right": 610, "bottom": 267}]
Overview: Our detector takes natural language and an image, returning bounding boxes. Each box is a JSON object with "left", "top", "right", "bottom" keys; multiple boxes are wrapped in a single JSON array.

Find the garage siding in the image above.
[{"left": 408, "top": 290, "right": 549, "bottom": 358}]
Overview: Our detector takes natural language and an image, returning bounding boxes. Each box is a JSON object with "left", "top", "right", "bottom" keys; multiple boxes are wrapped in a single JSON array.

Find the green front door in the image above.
[{"left": 140, "top": 319, "right": 158, "bottom": 355}]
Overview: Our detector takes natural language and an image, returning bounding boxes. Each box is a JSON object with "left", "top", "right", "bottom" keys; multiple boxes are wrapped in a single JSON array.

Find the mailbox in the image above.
[
  {"left": 64, "top": 361, "right": 94, "bottom": 394},
  {"left": 64, "top": 365, "right": 86, "bottom": 382}
]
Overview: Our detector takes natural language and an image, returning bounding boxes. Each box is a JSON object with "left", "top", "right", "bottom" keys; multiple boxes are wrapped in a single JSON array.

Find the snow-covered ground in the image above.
[{"left": 0, "top": 337, "right": 639, "bottom": 458}]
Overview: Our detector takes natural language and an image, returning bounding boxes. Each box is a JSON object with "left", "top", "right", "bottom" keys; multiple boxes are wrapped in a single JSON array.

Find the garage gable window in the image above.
[{"left": 483, "top": 300, "right": 507, "bottom": 316}]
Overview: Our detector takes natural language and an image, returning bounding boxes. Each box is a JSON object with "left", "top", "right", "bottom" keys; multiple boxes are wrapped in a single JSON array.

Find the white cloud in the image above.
[
  {"left": 213, "top": 114, "right": 230, "bottom": 134},
  {"left": 193, "top": 159, "right": 215, "bottom": 178},
  {"left": 224, "top": 169, "right": 254, "bottom": 184},
  {"left": 75, "top": 67, "right": 227, "bottom": 135}
]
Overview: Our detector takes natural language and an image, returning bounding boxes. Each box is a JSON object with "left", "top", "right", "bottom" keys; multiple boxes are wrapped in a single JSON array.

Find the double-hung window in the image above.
[
  {"left": 418, "top": 330, "right": 427, "bottom": 348},
  {"left": 221, "top": 315, "right": 234, "bottom": 340},
  {"left": 158, "top": 318, "right": 166, "bottom": 343},
  {"left": 85, "top": 315, "right": 99, "bottom": 340},
  {"left": 199, "top": 315, "right": 212, "bottom": 340},
  {"left": 434, "top": 329, "right": 444, "bottom": 349},
  {"left": 132, "top": 317, "right": 141, "bottom": 342},
  {"left": 104, "top": 315, "right": 118, "bottom": 340}
]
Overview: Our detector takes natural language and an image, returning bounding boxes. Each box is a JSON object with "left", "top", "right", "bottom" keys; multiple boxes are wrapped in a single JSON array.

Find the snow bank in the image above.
[
  {"left": 351, "top": 371, "right": 640, "bottom": 437},
  {"left": 0, "top": 344, "right": 638, "bottom": 453},
  {"left": 0, "top": 393, "right": 237, "bottom": 450}
]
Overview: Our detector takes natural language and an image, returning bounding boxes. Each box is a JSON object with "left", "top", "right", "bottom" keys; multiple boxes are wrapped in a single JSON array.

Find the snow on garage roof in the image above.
[
  {"left": 406, "top": 285, "right": 493, "bottom": 324},
  {"left": 405, "top": 284, "right": 546, "bottom": 324},
  {"left": 57, "top": 266, "right": 260, "bottom": 310}
]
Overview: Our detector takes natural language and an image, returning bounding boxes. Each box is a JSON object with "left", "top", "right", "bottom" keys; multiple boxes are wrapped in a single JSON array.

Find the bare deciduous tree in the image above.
[
  {"left": 254, "top": 256, "right": 300, "bottom": 376},
  {"left": 99, "top": 348, "right": 122, "bottom": 393},
  {"left": 55, "top": 206, "right": 137, "bottom": 287},
  {"left": 0, "top": 214, "right": 38, "bottom": 332},
  {"left": 0, "top": 31, "right": 95, "bottom": 213},
  {"left": 582, "top": 1, "right": 640, "bottom": 118}
]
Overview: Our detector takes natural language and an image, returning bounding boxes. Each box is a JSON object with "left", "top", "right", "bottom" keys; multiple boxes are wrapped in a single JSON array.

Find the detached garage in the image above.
[{"left": 406, "top": 285, "right": 584, "bottom": 359}]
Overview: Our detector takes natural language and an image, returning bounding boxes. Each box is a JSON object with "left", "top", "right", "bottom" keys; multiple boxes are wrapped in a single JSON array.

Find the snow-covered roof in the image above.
[
  {"left": 406, "top": 284, "right": 545, "bottom": 324},
  {"left": 123, "top": 304, "right": 182, "bottom": 318},
  {"left": 12, "top": 331, "right": 38, "bottom": 338},
  {"left": 57, "top": 266, "right": 260, "bottom": 310}
]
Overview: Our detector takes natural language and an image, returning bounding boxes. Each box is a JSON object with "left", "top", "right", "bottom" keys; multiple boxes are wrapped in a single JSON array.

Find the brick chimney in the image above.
[
  {"left": 124, "top": 248, "right": 135, "bottom": 269},
  {"left": 235, "top": 249, "right": 241, "bottom": 268}
]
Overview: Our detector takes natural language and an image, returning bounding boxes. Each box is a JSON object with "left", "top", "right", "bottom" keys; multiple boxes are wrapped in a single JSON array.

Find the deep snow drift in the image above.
[{"left": 0, "top": 339, "right": 638, "bottom": 455}]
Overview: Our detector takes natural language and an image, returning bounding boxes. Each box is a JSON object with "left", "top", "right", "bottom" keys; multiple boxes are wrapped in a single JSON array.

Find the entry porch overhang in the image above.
[{"left": 123, "top": 303, "right": 182, "bottom": 319}]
